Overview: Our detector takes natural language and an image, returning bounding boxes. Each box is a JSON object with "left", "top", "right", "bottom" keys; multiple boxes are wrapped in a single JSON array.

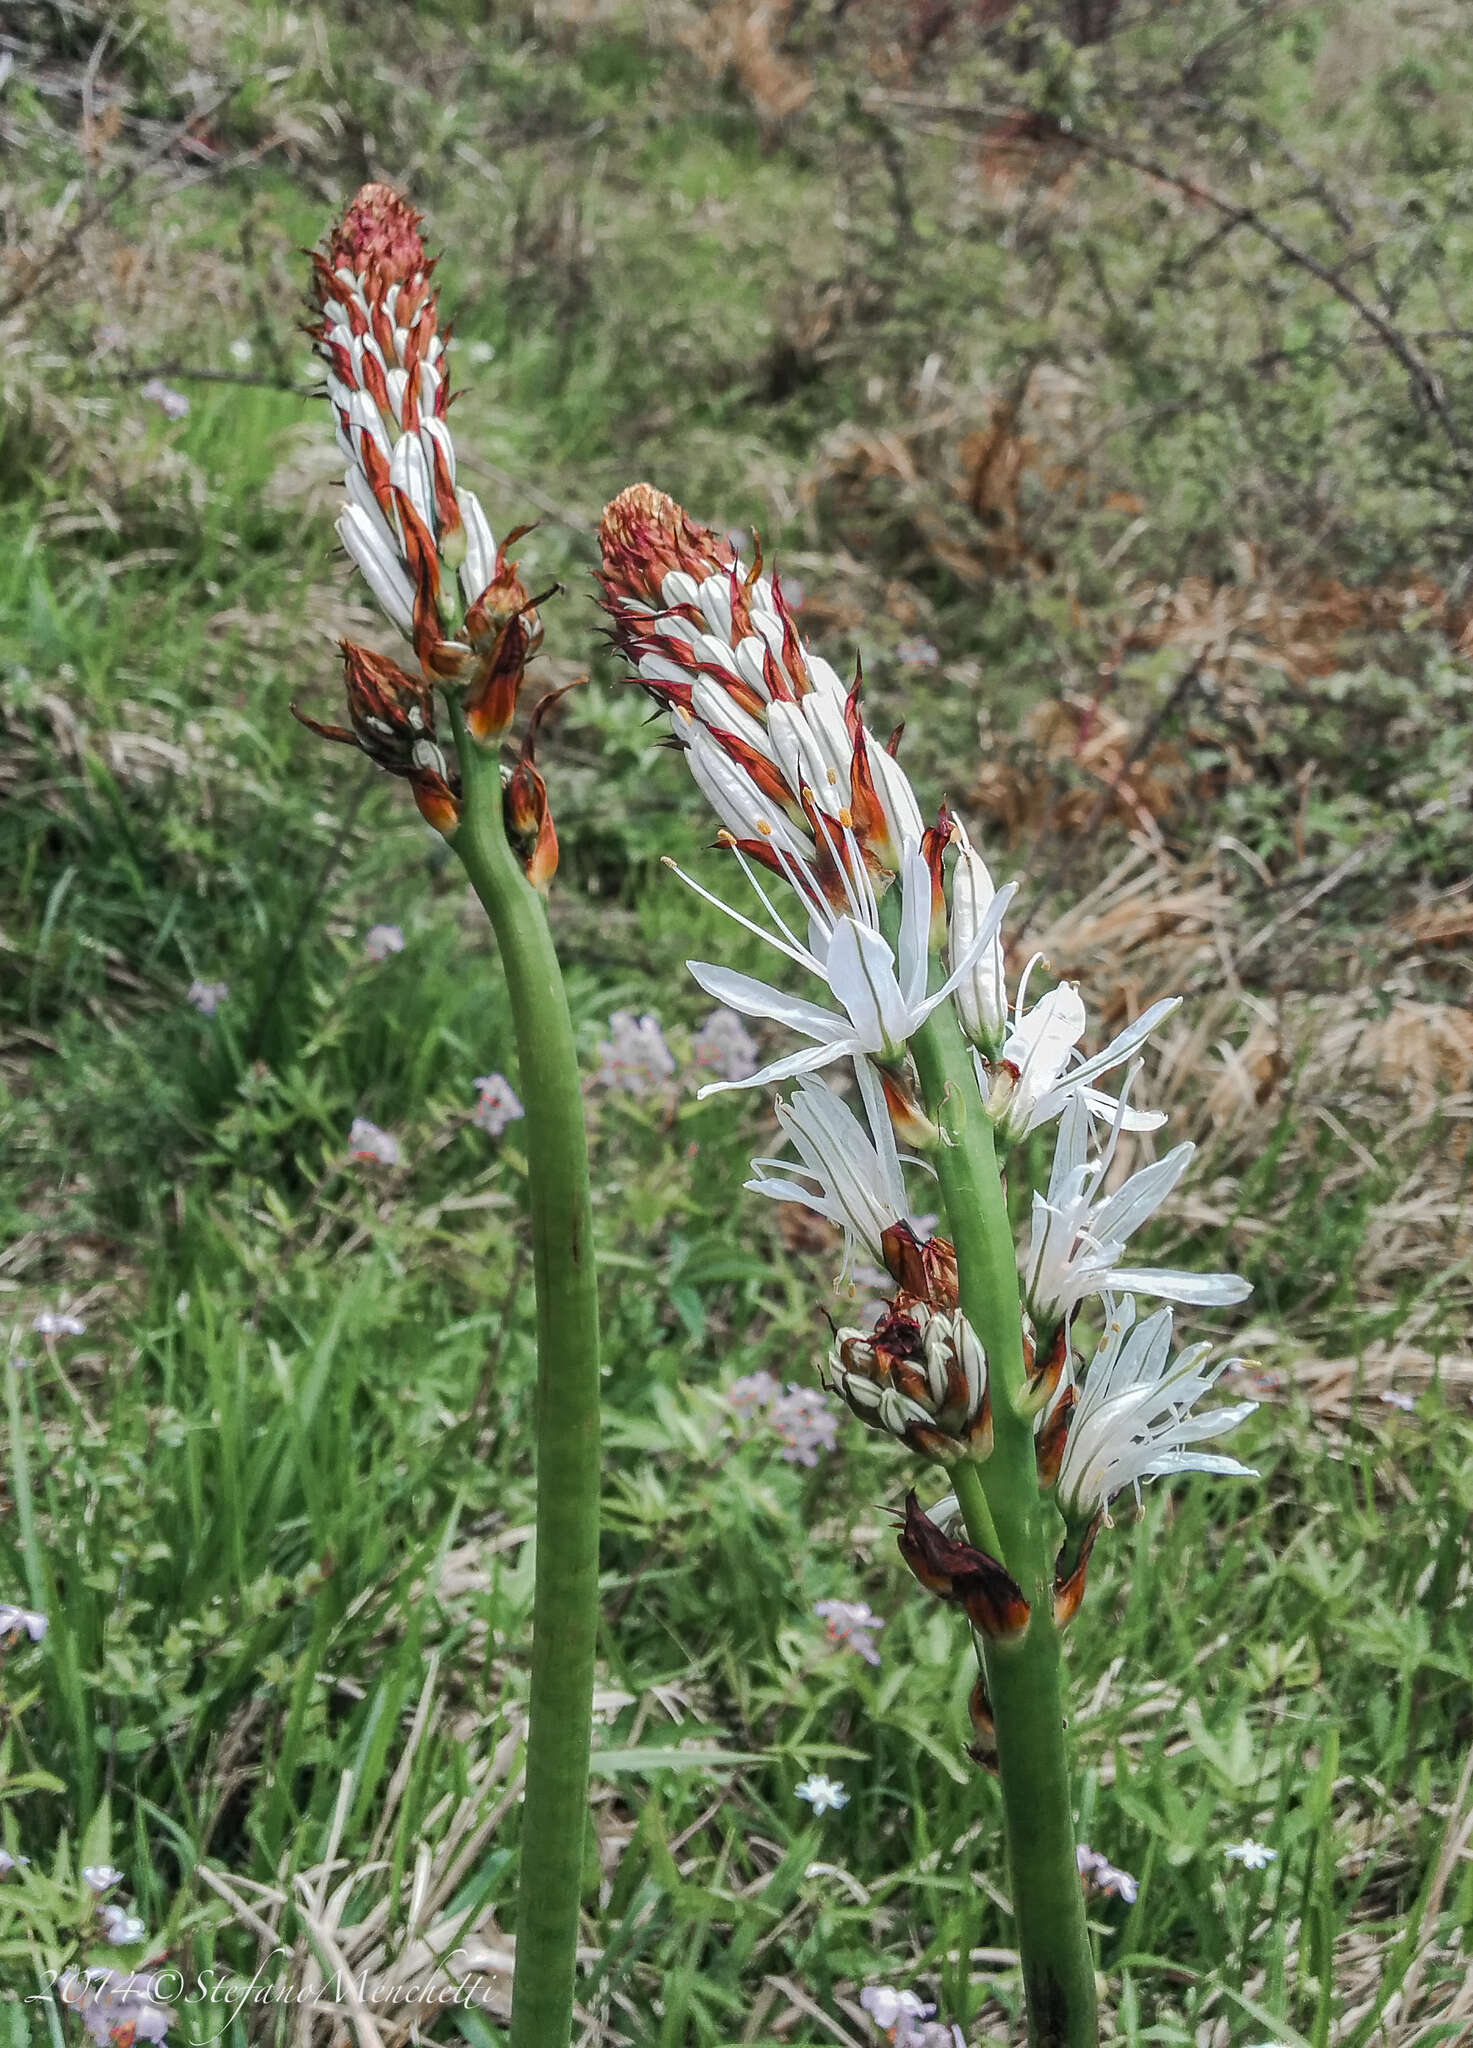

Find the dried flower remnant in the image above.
[
  {"left": 472, "top": 1073, "right": 524, "bottom": 1136},
  {"left": 348, "top": 1118, "right": 401, "bottom": 1166},
  {"left": 795, "top": 1773, "right": 849, "bottom": 1813},
  {"left": 691, "top": 1006, "right": 760, "bottom": 1082},
  {"left": 0, "top": 1603, "right": 47, "bottom": 1643},
  {"left": 814, "top": 1597, "right": 884, "bottom": 1665},
  {"left": 592, "top": 1010, "right": 677, "bottom": 1095},
  {"left": 364, "top": 923, "right": 406, "bottom": 960},
  {"left": 293, "top": 642, "right": 461, "bottom": 835}
]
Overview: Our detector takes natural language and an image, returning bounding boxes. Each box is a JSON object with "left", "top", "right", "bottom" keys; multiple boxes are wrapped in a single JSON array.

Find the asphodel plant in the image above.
[
  {"left": 598, "top": 486, "right": 1257, "bottom": 2047},
  {"left": 296, "top": 186, "right": 598, "bottom": 2048}
]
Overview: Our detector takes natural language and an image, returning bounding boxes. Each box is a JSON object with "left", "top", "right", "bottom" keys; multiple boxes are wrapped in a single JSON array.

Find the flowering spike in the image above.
[{"left": 308, "top": 183, "right": 549, "bottom": 717}]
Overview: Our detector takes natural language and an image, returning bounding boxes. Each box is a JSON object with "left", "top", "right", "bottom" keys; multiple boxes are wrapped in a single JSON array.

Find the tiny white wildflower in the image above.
[
  {"left": 32, "top": 1310, "right": 86, "bottom": 1338},
  {"left": 0, "top": 1604, "right": 47, "bottom": 1643},
  {"left": 1224, "top": 1838, "right": 1276, "bottom": 1870},
  {"left": 795, "top": 1773, "right": 849, "bottom": 1814}
]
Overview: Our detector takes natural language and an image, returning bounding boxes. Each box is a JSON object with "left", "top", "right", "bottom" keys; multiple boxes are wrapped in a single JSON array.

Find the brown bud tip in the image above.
[
  {"left": 896, "top": 1491, "right": 1030, "bottom": 1642},
  {"left": 597, "top": 483, "right": 735, "bottom": 604},
  {"left": 328, "top": 183, "right": 427, "bottom": 288}
]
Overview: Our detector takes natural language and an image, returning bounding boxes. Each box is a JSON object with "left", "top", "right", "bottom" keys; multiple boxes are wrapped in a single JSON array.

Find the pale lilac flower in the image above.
[
  {"left": 99, "top": 1903, "right": 146, "bottom": 1945},
  {"left": 896, "top": 636, "right": 939, "bottom": 669},
  {"left": 186, "top": 978, "right": 229, "bottom": 1016},
  {"left": 364, "top": 923, "right": 405, "bottom": 961},
  {"left": 769, "top": 1385, "right": 838, "bottom": 1466},
  {"left": 859, "top": 1985, "right": 939, "bottom": 2044},
  {"left": 59, "top": 1968, "right": 171, "bottom": 2045},
  {"left": 0, "top": 1849, "right": 29, "bottom": 1876},
  {"left": 348, "top": 1118, "right": 401, "bottom": 1166},
  {"left": 593, "top": 1010, "right": 677, "bottom": 1095},
  {"left": 814, "top": 1598, "right": 884, "bottom": 1666},
  {"left": 691, "top": 1007, "right": 760, "bottom": 1082},
  {"left": 1378, "top": 1388, "right": 1416, "bottom": 1412},
  {"left": 1076, "top": 1842, "right": 1138, "bottom": 1903},
  {"left": 32, "top": 1309, "right": 85, "bottom": 1338},
  {"left": 0, "top": 1604, "right": 47, "bottom": 1643},
  {"left": 795, "top": 1772, "right": 848, "bottom": 1813},
  {"left": 83, "top": 1865, "right": 124, "bottom": 1893},
  {"left": 472, "top": 1074, "right": 524, "bottom": 1136},
  {"left": 728, "top": 1369, "right": 779, "bottom": 1415},
  {"left": 1225, "top": 1838, "right": 1276, "bottom": 1870},
  {"left": 141, "top": 376, "right": 189, "bottom": 420}
]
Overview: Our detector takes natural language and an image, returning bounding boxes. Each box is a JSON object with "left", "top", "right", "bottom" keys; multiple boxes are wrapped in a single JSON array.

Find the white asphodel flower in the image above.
[
  {"left": 681, "top": 844, "right": 1016, "bottom": 1096},
  {"left": 746, "top": 1062, "right": 911, "bottom": 1280},
  {"left": 948, "top": 818, "right": 1007, "bottom": 1049},
  {"left": 1055, "top": 1295, "right": 1258, "bottom": 1524},
  {"left": 978, "top": 966, "right": 1178, "bottom": 1141},
  {"left": 1023, "top": 1090, "right": 1252, "bottom": 1328}
]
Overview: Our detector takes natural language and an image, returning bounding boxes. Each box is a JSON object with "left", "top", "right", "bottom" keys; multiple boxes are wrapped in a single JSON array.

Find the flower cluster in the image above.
[
  {"left": 297, "top": 185, "right": 554, "bottom": 872},
  {"left": 60, "top": 1968, "right": 171, "bottom": 2046},
  {"left": 859, "top": 1985, "right": 963, "bottom": 2048},
  {"left": 727, "top": 1370, "right": 839, "bottom": 1466},
  {"left": 599, "top": 483, "right": 1255, "bottom": 1631}
]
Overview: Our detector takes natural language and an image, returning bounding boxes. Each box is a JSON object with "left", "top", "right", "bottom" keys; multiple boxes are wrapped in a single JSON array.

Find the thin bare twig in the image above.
[{"left": 0, "top": 78, "right": 243, "bottom": 323}]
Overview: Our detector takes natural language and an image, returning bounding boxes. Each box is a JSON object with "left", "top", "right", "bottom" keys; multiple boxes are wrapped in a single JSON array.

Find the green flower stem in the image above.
[
  {"left": 447, "top": 699, "right": 601, "bottom": 2048},
  {"left": 909, "top": 1004, "right": 1098, "bottom": 2048}
]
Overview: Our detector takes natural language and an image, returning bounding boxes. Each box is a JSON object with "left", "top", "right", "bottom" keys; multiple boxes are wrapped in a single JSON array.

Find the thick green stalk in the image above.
[
  {"left": 909, "top": 1004, "right": 1098, "bottom": 2048},
  {"left": 447, "top": 701, "right": 601, "bottom": 2048}
]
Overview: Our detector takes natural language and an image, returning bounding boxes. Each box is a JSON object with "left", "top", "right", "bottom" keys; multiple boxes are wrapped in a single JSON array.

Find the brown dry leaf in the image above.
[{"left": 681, "top": 0, "right": 811, "bottom": 129}]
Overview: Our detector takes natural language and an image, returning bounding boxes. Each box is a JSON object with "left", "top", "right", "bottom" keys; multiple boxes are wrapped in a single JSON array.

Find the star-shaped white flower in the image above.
[
  {"left": 795, "top": 1772, "right": 849, "bottom": 1814},
  {"left": 747, "top": 1062, "right": 913, "bottom": 1280},
  {"left": 1224, "top": 1838, "right": 1276, "bottom": 1870},
  {"left": 979, "top": 966, "right": 1177, "bottom": 1142},
  {"left": 1023, "top": 1090, "right": 1251, "bottom": 1328}
]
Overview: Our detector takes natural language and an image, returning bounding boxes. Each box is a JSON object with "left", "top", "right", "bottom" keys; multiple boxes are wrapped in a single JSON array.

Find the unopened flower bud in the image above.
[
  {"left": 828, "top": 1298, "right": 991, "bottom": 1464},
  {"left": 949, "top": 820, "right": 1006, "bottom": 1050}
]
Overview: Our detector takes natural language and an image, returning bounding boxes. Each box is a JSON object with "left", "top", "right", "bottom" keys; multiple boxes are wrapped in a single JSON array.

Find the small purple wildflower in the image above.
[
  {"left": 32, "top": 1309, "right": 85, "bottom": 1338},
  {"left": 98, "top": 1903, "right": 146, "bottom": 1945},
  {"left": 1076, "top": 1842, "right": 1137, "bottom": 1904},
  {"left": 727, "top": 1369, "right": 779, "bottom": 1415},
  {"left": 141, "top": 377, "right": 189, "bottom": 420},
  {"left": 0, "top": 1849, "right": 30, "bottom": 1877},
  {"left": 593, "top": 1010, "right": 676, "bottom": 1095},
  {"left": 348, "top": 1118, "right": 401, "bottom": 1166},
  {"left": 472, "top": 1074, "right": 524, "bottom": 1137},
  {"left": 895, "top": 636, "right": 940, "bottom": 669},
  {"left": 814, "top": 1598, "right": 884, "bottom": 1666},
  {"left": 690, "top": 1007, "right": 760, "bottom": 1084},
  {"left": 186, "top": 979, "right": 229, "bottom": 1016},
  {"left": 1378, "top": 1388, "right": 1416, "bottom": 1412},
  {"left": 59, "top": 1968, "right": 171, "bottom": 2046},
  {"left": 364, "top": 923, "right": 406, "bottom": 961},
  {"left": 770, "top": 1385, "right": 838, "bottom": 1467},
  {"left": 0, "top": 1604, "right": 47, "bottom": 1644},
  {"left": 83, "top": 1866, "right": 124, "bottom": 1894}
]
